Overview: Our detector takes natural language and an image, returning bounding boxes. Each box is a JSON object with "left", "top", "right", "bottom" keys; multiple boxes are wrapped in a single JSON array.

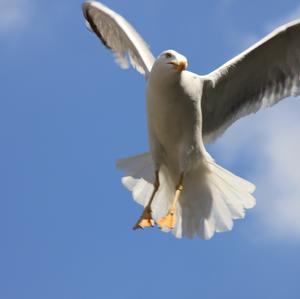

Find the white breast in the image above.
[{"left": 146, "top": 70, "right": 206, "bottom": 175}]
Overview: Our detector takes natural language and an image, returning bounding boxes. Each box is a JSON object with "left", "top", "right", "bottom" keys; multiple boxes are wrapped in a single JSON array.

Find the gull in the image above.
[{"left": 82, "top": 1, "right": 300, "bottom": 239}]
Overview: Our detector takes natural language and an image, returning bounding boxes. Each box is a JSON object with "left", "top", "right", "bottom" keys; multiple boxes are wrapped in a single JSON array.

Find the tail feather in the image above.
[
  {"left": 116, "top": 153, "right": 154, "bottom": 206},
  {"left": 177, "top": 162, "right": 255, "bottom": 239},
  {"left": 117, "top": 152, "right": 256, "bottom": 240}
]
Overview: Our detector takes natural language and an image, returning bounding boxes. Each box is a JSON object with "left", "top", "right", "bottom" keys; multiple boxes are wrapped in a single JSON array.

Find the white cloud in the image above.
[
  {"left": 0, "top": 0, "right": 32, "bottom": 34},
  {"left": 213, "top": 96, "right": 300, "bottom": 241},
  {"left": 255, "top": 102, "right": 300, "bottom": 240},
  {"left": 212, "top": 6, "right": 300, "bottom": 241}
]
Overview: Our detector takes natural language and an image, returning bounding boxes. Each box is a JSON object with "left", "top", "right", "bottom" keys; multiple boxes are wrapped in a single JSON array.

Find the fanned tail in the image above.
[
  {"left": 176, "top": 160, "right": 256, "bottom": 239},
  {"left": 116, "top": 153, "right": 256, "bottom": 239}
]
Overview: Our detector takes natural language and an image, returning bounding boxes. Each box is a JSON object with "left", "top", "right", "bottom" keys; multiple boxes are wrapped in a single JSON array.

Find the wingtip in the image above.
[
  {"left": 82, "top": 1, "right": 99, "bottom": 14},
  {"left": 82, "top": 1, "right": 116, "bottom": 22},
  {"left": 81, "top": 1, "right": 89, "bottom": 17},
  {"left": 81, "top": 1, "right": 90, "bottom": 9},
  {"left": 82, "top": 1, "right": 109, "bottom": 11}
]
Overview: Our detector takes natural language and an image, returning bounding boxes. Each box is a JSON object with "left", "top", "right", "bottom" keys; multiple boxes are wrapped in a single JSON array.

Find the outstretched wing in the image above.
[
  {"left": 202, "top": 20, "right": 300, "bottom": 143},
  {"left": 82, "top": 1, "right": 155, "bottom": 77}
]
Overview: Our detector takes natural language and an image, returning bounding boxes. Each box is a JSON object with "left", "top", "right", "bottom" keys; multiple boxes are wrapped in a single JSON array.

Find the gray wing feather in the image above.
[
  {"left": 82, "top": 1, "right": 155, "bottom": 77},
  {"left": 202, "top": 20, "right": 300, "bottom": 143}
]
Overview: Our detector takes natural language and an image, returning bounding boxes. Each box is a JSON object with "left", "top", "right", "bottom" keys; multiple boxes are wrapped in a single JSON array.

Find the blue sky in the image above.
[{"left": 1, "top": 0, "right": 300, "bottom": 298}]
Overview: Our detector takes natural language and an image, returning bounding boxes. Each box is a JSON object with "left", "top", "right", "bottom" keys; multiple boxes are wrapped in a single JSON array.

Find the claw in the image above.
[
  {"left": 133, "top": 207, "right": 155, "bottom": 230},
  {"left": 156, "top": 208, "right": 176, "bottom": 230}
]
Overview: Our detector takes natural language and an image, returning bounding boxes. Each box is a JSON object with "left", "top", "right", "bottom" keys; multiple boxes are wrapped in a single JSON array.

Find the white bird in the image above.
[{"left": 82, "top": 1, "right": 300, "bottom": 239}]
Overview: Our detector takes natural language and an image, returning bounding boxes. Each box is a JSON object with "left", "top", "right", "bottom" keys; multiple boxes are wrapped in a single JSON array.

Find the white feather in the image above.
[
  {"left": 117, "top": 153, "right": 255, "bottom": 239},
  {"left": 82, "top": 1, "right": 155, "bottom": 77},
  {"left": 202, "top": 20, "right": 300, "bottom": 142}
]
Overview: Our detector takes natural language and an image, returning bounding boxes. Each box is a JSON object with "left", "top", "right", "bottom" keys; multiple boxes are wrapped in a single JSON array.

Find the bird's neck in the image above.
[{"left": 148, "top": 68, "right": 182, "bottom": 91}]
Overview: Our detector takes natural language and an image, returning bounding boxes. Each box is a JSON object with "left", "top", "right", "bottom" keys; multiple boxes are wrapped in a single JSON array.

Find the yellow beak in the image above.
[{"left": 168, "top": 60, "right": 188, "bottom": 71}]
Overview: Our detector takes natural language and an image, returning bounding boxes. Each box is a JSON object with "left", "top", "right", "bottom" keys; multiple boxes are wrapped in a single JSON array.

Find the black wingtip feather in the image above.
[{"left": 84, "top": 5, "right": 112, "bottom": 50}]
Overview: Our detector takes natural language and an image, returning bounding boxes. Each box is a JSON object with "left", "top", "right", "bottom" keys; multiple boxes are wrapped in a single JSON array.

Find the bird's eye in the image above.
[{"left": 165, "top": 52, "right": 172, "bottom": 59}]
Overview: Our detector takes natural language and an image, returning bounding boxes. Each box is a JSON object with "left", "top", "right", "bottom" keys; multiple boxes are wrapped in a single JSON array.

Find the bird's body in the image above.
[
  {"left": 82, "top": 1, "right": 300, "bottom": 239},
  {"left": 144, "top": 53, "right": 255, "bottom": 238},
  {"left": 147, "top": 63, "right": 205, "bottom": 178}
]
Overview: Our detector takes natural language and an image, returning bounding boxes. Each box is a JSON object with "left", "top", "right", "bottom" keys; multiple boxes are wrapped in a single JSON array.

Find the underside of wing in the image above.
[
  {"left": 202, "top": 20, "right": 300, "bottom": 143},
  {"left": 82, "top": 1, "right": 155, "bottom": 77}
]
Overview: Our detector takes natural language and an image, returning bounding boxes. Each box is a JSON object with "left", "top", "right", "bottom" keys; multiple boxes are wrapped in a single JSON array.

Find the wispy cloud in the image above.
[
  {"left": 255, "top": 102, "right": 300, "bottom": 240},
  {"left": 214, "top": 99, "right": 300, "bottom": 241},
  {"left": 213, "top": 7, "right": 300, "bottom": 241},
  {"left": 0, "top": 0, "right": 32, "bottom": 35}
]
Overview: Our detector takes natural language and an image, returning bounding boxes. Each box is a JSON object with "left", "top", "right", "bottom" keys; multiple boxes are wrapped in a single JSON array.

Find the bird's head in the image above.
[
  {"left": 158, "top": 50, "right": 188, "bottom": 71},
  {"left": 150, "top": 50, "right": 188, "bottom": 79}
]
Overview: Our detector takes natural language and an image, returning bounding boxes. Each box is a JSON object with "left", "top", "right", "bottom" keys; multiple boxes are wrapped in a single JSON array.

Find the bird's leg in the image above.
[
  {"left": 157, "top": 173, "right": 184, "bottom": 230},
  {"left": 133, "top": 170, "right": 160, "bottom": 230}
]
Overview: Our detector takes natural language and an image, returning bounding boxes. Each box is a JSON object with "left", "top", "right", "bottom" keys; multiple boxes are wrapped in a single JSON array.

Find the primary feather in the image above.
[
  {"left": 202, "top": 20, "right": 300, "bottom": 143},
  {"left": 82, "top": 1, "right": 155, "bottom": 76}
]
